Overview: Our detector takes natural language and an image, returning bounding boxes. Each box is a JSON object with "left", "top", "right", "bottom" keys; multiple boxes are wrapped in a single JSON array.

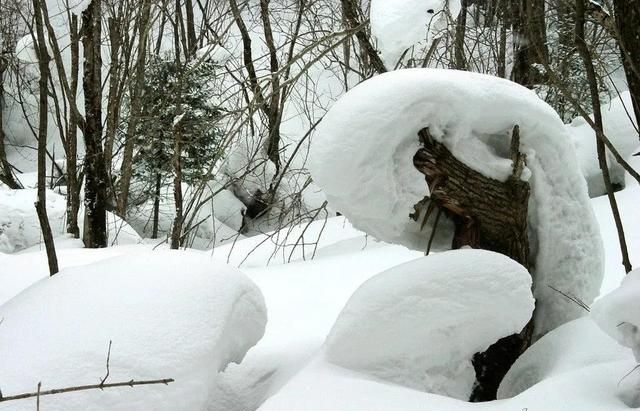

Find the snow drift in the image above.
[
  {"left": 324, "top": 249, "right": 534, "bottom": 399},
  {"left": 308, "top": 68, "right": 603, "bottom": 337},
  {"left": 0, "top": 251, "right": 267, "bottom": 411}
]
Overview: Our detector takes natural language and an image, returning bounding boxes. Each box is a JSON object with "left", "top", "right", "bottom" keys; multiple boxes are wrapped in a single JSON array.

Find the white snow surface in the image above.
[
  {"left": 325, "top": 249, "right": 534, "bottom": 400},
  {"left": 568, "top": 90, "right": 639, "bottom": 196},
  {"left": 309, "top": 68, "right": 604, "bottom": 337},
  {"left": 0, "top": 189, "right": 141, "bottom": 253},
  {"left": 592, "top": 268, "right": 640, "bottom": 361},
  {"left": 0, "top": 250, "right": 267, "bottom": 411},
  {"left": 498, "top": 317, "right": 631, "bottom": 399},
  {"left": 371, "top": 0, "right": 461, "bottom": 67}
]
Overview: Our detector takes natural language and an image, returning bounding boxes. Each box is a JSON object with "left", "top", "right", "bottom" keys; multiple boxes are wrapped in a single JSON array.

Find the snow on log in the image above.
[
  {"left": 0, "top": 251, "right": 267, "bottom": 411},
  {"left": 324, "top": 249, "right": 534, "bottom": 400},
  {"left": 308, "top": 68, "right": 603, "bottom": 337}
]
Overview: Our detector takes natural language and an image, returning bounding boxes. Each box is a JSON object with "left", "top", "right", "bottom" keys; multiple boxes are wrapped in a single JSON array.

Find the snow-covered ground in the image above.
[{"left": 0, "top": 180, "right": 638, "bottom": 410}]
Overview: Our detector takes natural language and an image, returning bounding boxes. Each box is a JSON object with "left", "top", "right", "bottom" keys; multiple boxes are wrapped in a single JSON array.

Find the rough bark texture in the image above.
[
  {"left": 340, "top": 0, "right": 388, "bottom": 74},
  {"left": 0, "top": 40, "right": 22, "bottom": 189},
  {"left": 33, "top": 0, "right": 59, "bottom": 275},
  {"left": 511, "top": 0, "right": 548, "bottom": 88},
  {"left": 66, "top": 14, "right": 81, "bottom": 238},
  {"left": 413, "top": 127, "right": 533, "bottom": 401},
  {"left": 613, "top": 0, "right": 640, "bottom": 130},
  {"left": 82, "top": 0, "right": 108, "bottom": 248}
]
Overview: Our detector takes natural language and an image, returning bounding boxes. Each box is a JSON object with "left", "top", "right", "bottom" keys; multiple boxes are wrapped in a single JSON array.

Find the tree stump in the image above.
[{"left": 412, "top": 126, "right": 534, "bottom": 401}]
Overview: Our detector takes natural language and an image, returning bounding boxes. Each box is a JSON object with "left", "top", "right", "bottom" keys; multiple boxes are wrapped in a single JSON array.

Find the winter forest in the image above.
[{"left": 0, "top": 0, "right": 639, "bottom": 409}]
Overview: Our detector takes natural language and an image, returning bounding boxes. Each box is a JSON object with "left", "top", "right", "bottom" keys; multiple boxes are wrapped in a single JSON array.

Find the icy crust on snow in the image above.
[
  {"left": 324, "top": 249, "right": 534, "bottom": 399},
  {"left": 0, "top": 251, "right": 266, "bottom": 411},
  {"left": 308, "top": 68, "right": 603, "bottom": 336},
  {"left": 592, "top": 268, "right": 640, "bottom": 361},
  {"left": 371, "top": 0, "right": 461, "bottom": 67}
]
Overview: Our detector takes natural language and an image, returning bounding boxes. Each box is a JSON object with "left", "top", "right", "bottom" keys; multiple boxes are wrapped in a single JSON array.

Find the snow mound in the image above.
[
  {"left": 498, "top": 317, "right": 631, "bottom": 398},
  {"left": 371, "top": 0, "right": 461, "bottom": 67},
  {"left": 0, "top": 189, "right": 66, "bottom": 253},
  {"left": 591, "top": 268, "right": 640, "bottom": 407},
  {"left": 308, "top": 68, "right": 603, "bottom": 337},
  {"left": 0, "top": 251, "right": 266, "bottom": 411},
  {"left": 324, "top": 249, "right": 534, "bottom": 399},
  {"left": 568, "top": 91, "right": 639, "bottom": 196},
  {"left": 592, "top": 268, "right": 640, "bottom": 360},
  {"left": 0, "top": 189, "right": 142, "bottom": 253}
]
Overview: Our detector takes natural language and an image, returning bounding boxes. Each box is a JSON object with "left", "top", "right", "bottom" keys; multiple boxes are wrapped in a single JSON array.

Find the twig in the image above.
[
  {"left": 547, "top": 285, "right": 591, "bottom": 312},
  {"left": 100, "top": 340, "right": 112, "bottom": 386},
  {"left": 0, "top": 379, "right": 175, "bottom": 403}
]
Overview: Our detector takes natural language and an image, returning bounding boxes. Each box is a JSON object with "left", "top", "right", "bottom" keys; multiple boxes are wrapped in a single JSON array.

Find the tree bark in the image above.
[
  {"left": 66, "top": 14, "right": 81, "bottom": 238},
  {"left": 413, "top": 127, "right": 532, "bottom": 401},
  {"left": 613, "top": 0, "right": 640, "bottom": 130},
  {"left": 511, "top": 0, "right": 548, "bottom": 88},
  {"left": 151, "top": 172, "right": 161, "bottom": 239},
  {"left": 32, "top": 0, "right": 59, "bottom": 275},
  {"left": 0, "top": 40, "right": 22, "bottom": 189},
  {"left": 82, "top": 0, "right": 108, "bottom": 248}
]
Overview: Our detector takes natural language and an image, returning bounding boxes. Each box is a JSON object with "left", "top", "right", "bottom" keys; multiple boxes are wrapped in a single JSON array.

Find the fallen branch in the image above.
[{"left": 0, "top": 378, "right": 175, "bottom": 403}]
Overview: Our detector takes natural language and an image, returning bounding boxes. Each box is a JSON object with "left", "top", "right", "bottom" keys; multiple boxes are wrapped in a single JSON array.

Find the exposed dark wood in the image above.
[
  {"left": 82, "top": 0, "right": 108, "bottom": 248},
  {"left": 340, "top": 0, "right": 388, "bottom": 74},
  {"left": 413, "top": 126, "right": 533, "bottom": 401},
  {"left": 613, "top": 0, "right": 640, "bottom": 131}
]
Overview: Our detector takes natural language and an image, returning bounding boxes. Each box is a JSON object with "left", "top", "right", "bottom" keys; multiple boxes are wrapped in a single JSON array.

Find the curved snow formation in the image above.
[
  {"left": 324, "top": 249, "right": 534, "bottom": 400},
  {"left": 0, "top": 251, "right": 267, "bottom": 411},
  {"left": 308, "top": 68, "right": 603, "bottom": 337}
]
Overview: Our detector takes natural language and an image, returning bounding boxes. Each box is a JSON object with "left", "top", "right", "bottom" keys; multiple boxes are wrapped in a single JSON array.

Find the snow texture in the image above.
[
  {"left": 0, "top": 189, "right": 141, "bottom": 253},
  {"left": 592, "top": 268, "right": 640, "bottom": 361},
  {"left": 371, "top": 0, "right": 461, "bottom": 67},
  {"left": 568, "top": 91, "right": 639, "bottom": 196},
  {"left": 308, "top": 68, "right": 603, "bottom": 337},
  {"left": 0, "top": 250, "right": 266, "bottom": 411},
  {"left": 324, "top": 249, "right": 534, "bottom": 399},
  {"left": 498, "top": 317, "right": 631, "bottom": 398},
  {"left": 591, "top": 270, "right": 640, "bottom": 407}
]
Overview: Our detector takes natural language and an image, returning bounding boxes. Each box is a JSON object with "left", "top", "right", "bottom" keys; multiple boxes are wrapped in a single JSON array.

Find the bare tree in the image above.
[
  {"left": 32, "top": 0, "right": 59, "bottom": 275},
  {"left": 82, "top": 0, "right": 108, "bottom": 248}
]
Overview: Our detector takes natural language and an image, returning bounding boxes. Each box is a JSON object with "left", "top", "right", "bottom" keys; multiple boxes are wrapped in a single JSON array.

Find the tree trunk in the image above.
[
  {"left": 82, "top": 0, "right": 108, "bottom": 248},
  {"left": 170, "top": 116, "right": 184, "bottom": 249},
  {"left": 66, "top": 14, "right": 81, "bottom": 238},
  {"left": 576, "top": 0, "right": 632, "bottom": 273},
  {"left": 613, "top": 0, "right": 640, "bottom": 130},
  {"left": 511, "top": 0, "right": 548, "bottom": 88},
  {"left": 0, "top": 45, "right": 21, "bottom": 189},
  {"left": 32, "top": 0, "right": 59, "bottom": 275},
  {"left": 454, "top": 0, "right": 469, "bottom": 70},
  {"left": 117, "top": 0, "right": 152, "bottom": 217},
  {"left": 413, "top": 127, "right": 532, "bottom": 401},
  {"left": 152, "top": 172, "right": 161, "bottom": 239}
]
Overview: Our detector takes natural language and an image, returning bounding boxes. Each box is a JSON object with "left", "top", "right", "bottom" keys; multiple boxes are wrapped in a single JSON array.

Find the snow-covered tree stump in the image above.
[{"left": 412, "top": 126, "right": 533, "bottom": 401}]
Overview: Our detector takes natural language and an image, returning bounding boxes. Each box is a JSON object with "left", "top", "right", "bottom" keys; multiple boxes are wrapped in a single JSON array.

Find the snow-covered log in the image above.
[
  {"left": 0, "top": 251, "right": 267, "bottom": 411},
  {"left": 308, "top": 68, "right": 603, "bottom": 338}
]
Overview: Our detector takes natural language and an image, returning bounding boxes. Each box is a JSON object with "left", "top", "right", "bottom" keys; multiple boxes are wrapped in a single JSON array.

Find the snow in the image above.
[
  {"left": 498, "top": 317, "right": 631, "bottom": 399},
  {"left": 308, "top": 68, "right": 603, "bottom": 337},
  {"left": 371, "top": 0, "right": 461, "bottom": 67},
  {"left": 592, "top": 268, "right": 640, "bottom": 360},
  {"left": 324, "top": 249, "right": 533, "bottom": 400},
  {"left": 568, "top": 91, "right": 639, "bottom": 196},
  {"left": 0, "top": 250, "right": 267, "bottom": 411},
  {"left": 0, "top": 189, "right": 141, "bottom": 253}
]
